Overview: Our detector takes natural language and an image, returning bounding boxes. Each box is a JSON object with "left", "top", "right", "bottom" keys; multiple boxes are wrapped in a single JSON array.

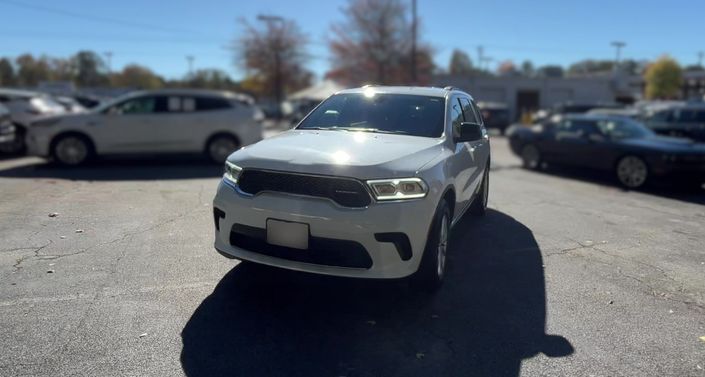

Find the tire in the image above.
[
  {"left": 615, "top": 155, "right": 649, "bottom": 189},
  {"left": 521, "top": 144, "right": 541, "bottom": 170},
  {"left": 52, "top": 135, "right": 92, "bottom": 166},
  {"left": 470, "top": 163, "right": 490, "bottom": 216},
  {"left": 411, "top": 200, "right": 451, "bottom": 292},
  {"left": 206, "top": 135, "right": 240, "bottom": 164}
]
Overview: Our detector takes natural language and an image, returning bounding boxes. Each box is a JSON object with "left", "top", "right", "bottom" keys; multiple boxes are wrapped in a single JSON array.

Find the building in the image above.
[{"left": 433, "top": 74, "right": 618, "bottom": 120}]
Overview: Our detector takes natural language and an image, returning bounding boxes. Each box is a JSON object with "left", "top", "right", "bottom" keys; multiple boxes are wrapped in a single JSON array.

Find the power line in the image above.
[{"left": 0, "top": 0, "right": 210, "bottom": 36}]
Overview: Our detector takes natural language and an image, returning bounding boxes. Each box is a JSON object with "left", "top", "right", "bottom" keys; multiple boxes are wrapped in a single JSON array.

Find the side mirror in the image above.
[{"left": 455, "top": 122, "right": 483, "bottom": 143}]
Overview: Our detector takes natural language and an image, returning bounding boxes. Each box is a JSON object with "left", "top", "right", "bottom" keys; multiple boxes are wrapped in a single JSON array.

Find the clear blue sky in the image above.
[{"left": 1, "top": 0, "right": 702, "bottom": 80}]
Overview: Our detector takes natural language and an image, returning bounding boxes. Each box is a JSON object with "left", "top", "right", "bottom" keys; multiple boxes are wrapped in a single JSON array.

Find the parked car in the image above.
[
  {"left": 0, "top": 88, "right": 67, "bottom": 154},
  {"left": 213, "top": 86, "right": 491, "bottom": 291},
  {"left": 642, "top": 103, "right": 705, "bottom": 142},
  {"left": 509, "top": 114, "right": 705, "bottom": 188},
  {"left": 72, "top": 94, "right": 103, "bottom": 109},
  {"left": 476, "top": 101, "right": 510, "bottom": 134},
  {"left": 25, "top": 89, "right": 264, "bottom": 165},
  {"left": 54, "top": 96, "right": 87, "bottom": 113},
  {"left": 0, "top": 103, "right": 17, "bottom": 153}
]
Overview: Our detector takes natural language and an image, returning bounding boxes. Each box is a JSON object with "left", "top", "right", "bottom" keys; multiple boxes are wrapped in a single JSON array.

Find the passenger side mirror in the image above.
[{"left": 455, "top": 122, "right": 483, "bottom": 143}]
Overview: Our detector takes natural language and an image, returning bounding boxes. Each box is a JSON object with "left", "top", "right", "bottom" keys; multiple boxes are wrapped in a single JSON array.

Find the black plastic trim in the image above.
[{"left": 375, "top": 232, "right": 413, "bottom": 261}]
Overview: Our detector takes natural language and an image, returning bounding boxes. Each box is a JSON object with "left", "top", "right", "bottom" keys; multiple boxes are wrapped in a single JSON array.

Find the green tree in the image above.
[
  {"left": 0, "top": 58, "right": 15, "bottom": 85},
  {"left": 536, "top": 65, "right": 564, "bottom": 78},
  {"left": 71, "top": 50, "right": 109, "bottom": 87},
  {"left": 184, "top": 69, "right": 236, "bottom": 89},
  {"left": 15, "top": 54, "right": 51, "bottom": 86},
  {"left": 644, "top": 56, "right": 683, "bottom": 99},
  {"left": 448, "top": 49, "right": 473, "bottom": 75},
  {"left": 521, "top": 60, "right": 535, "bottom": 77},
  {"left": 112, "top": 64, "right": 163, "bottom": 89}
]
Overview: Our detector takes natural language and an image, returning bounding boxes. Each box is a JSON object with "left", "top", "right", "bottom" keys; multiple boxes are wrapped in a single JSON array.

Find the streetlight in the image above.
[
  {"left": 258, "top": 14, "right": 285, "bottom": 106},
  {"left": 611, "top": 41, "right": 626, "bottom": 71}
]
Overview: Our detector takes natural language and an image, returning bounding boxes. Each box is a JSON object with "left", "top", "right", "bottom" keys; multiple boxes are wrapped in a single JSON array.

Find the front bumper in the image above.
[
  {"left": 25, "top": 129, "right": 52, "bottom": 157},
  {"left": 0, "top": 122, "right": 15, "bottom": 145},
  {"left": 212, "top": 180, "right": 438, "bottom": 279}
]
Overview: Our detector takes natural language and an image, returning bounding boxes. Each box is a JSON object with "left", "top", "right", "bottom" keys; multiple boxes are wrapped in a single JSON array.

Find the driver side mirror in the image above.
[{"left": 455, "top": 122, "right": 483, "bottom": 143}]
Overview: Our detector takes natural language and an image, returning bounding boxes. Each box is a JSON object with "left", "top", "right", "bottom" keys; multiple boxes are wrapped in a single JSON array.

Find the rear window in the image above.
[
  {"left": 195, "top": 96, "right": 232, "bottom": 111},
  {"left": 297, "top": 93, "right": 445, "bottom": 138}
]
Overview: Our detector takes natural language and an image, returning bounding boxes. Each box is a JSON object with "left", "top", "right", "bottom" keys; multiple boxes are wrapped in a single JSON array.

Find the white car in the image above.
[
  {"left": 213, "top": 86, "right": 491, "bottom": 290},
  {"left": 25, "top": 89, "right": 264, "bottom": 165},
  {"left": 0, "top": 88, "right": 67, "bottom": 154}
]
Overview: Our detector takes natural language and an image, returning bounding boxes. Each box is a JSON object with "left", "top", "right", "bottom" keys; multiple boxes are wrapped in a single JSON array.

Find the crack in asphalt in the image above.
[
  {"left": 11, "top": 241, "right": 52, "bottom": 271},
  {"left": 545, "top": 240, "right": 704, "bottom": 311}
]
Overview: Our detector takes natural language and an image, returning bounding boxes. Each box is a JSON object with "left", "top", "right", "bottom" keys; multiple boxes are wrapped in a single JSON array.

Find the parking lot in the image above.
[{"left": 1, "top": 133, "right": 704, "bottom": 376}]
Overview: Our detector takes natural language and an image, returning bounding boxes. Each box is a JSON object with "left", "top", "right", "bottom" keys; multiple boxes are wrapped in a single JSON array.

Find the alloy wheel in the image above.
[
  {"left": 617, "top": 156, "right": 648, "bottom": 188},
  {"left": 209, "top": 137, "right": 238, "bottom": 163},
  {"left": 55, "top": 137, "right": 88, "bottom": 165},
  {"left": 521, "top": 145, "right": 540, "bottom": 169}
]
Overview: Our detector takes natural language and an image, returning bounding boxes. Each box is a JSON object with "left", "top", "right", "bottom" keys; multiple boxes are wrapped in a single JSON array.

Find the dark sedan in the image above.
[{"left": 508, "top": 115, "right": 705, "bottom": 188}]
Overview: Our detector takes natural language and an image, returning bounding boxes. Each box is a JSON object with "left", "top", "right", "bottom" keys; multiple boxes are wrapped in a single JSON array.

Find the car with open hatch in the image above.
[{"left": 212, "top": 86, "right": 491, "bottom": 290}]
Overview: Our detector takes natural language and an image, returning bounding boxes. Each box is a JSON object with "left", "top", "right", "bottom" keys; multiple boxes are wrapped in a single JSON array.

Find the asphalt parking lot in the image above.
[{"left": 1, "top": 135, "right": 704, "bottom": 377}]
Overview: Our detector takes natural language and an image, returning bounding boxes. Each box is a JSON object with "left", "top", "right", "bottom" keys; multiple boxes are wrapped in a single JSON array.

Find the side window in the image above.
[
  {"left": 471, "top": 100, "right": 484, "bottom": 125},
  {"left": 115, "top": 96, "right": 157, "bottom": 114},
  {"left": 459, "top": 97, "right": 479, "bottom": 124},
  {"left": 560, "top": 120, "right": 600, "bottom": 134},
  {"left": 451, "top": 98, "right": 464, "bottom": 138},
  {"left": 695, "top": 110, "right": 705, "bottom": 123},
  {"left": 195, "top": 96, "right": 231, "bottom": 112},
  {"left": 182, "top": 97, "right": 196, "bottom": 112},
  {"left": 674, "top": 109, "right": 696, "bottom": 123},
  {"left": 167, "top": 96, "right": 181, "bottom": 112},
  {"left": 649, "top": 110, "right": 672, "bottom": 122}
]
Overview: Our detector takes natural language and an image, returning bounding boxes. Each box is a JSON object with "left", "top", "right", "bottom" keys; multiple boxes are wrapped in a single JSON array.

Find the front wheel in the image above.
[
  {"left": 616, "top": 155, "right": 649, "bottom": 189},
  {"left": 52, "top": 135, "right": 92, "bottom": 166},
  {"left": 521, "top": 144, "right": 541, "bottom": 170},
  {"left": 206, "top": 135, "right": 240, "bottom": 164},
  {"left": 411, "top": 201, "right": 451, "bottom": 292}
]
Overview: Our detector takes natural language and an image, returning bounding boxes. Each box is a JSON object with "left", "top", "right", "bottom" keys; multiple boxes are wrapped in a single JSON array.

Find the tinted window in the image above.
[
  {"left": 459, "top": 97, "right": 479, "bottom": 123},
  {"left": 596, "top": 119, "right": 652, "bottom": 139},
  {"left": 195, "top": 96, "right": 231, "bottom": 111},
  {"left": 674, "top": 109, "right": 696, "bottom": 123},
  {"left": 297, "top": 93, "right": 446, "bottom": 138},
  {"left": 115, "top": 96, "right": 157, "bottom": 114},
  {"left": 696, "top": 110, "right": 705, "bottom": 122},
  {"left": 559, "top": 119, "right": 600, "bottom": 134},
  {"left": 451, "top": 99, "right": 464, "bottom": 138}
]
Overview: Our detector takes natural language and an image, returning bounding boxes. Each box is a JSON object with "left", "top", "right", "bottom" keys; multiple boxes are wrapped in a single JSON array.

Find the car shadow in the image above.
[
  {"left": 0, "top": 156, "right": 224, "bottom": 181},
  {"left": 180, "top": 209, "right": 573, "bottom": 377},
  {"left": 535, "top": 164, "right": 705, "bottom": 205}
]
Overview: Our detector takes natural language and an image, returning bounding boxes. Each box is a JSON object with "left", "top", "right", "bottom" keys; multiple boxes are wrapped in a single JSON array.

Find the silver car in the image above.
[
  {"left": 25, "top": 89, "right": 263, "bottom": 165},
  {"left": 213, "top": 86, "right": 491, "bottom": 291},
  {"left": 0, "top": 88, "right": 67, "bottom": 154}
]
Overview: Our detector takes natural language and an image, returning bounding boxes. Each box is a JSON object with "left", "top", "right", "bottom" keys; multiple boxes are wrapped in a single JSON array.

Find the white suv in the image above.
[
  {"left": 25, "top": 89, "right": 263, "bottom": 165},
  {"left": 213, "top": 86, "right": 490, "bottom": 290}
]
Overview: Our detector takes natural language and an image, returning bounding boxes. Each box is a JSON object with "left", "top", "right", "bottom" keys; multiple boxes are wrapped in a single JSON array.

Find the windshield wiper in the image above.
[{"left": 298, "top": 126, "right": 409, "bottom": 135}]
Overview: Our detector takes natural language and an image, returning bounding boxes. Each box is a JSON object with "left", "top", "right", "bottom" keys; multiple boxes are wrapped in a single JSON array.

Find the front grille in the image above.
[
  {"left": 230, "top": 224, "right": 373, "bottom": 269},
  {"left": 237, "top": 169, "right": 372, "bottom": 208}
]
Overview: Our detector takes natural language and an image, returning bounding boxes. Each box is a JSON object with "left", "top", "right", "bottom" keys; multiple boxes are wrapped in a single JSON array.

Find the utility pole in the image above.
[
  {"left": 611, "top": 41, "right": 626, "bottom": 71},
  {"left": 477, "top": 46, "right": 484, "bottom": 71},
  {"left": 257, "top": 14, "right": 285, "bottom": 106},
  {"left": 410, "top": 0, "right": 417, "bottom": 84},
  {"left": 698, "top": 51, "right": 704, "bottom": 68},
  {"left": 186, "top": 55, "right": 194, "bottom": 76},
  {"left": 103, "top": 51, "right": 113, "bottom": 73}
]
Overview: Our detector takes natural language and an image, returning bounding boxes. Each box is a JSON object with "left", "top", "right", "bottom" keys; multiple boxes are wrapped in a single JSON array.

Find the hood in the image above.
[
  {"left": 620, "top": 135, "right": 705, "bottom": 152},
  {"left": 228, "top": 130, "right": 444, "bottom": 179}
]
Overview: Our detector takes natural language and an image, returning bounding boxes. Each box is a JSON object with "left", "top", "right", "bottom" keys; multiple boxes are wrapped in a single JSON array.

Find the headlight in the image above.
[
  {"left": 367, "top": 178, "right": 428, "bottom": 200},
  {"left": 223, "top": 161, "right": 242, "bottom": 184}
]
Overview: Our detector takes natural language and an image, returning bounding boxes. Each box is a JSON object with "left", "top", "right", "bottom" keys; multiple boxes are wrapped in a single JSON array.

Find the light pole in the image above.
[
  {"left": 258, "top": 14, "right": 285, "bottom": 106},
  {"left": 186, "top": 55, "right": 195, "bottom": 77},
  {"left": 103, "top": 51, "right": 113, "bottom": 73},
  {"left": 410, "top": 0, "right": 417, "bottom": 84},
  {"left": 611, "top": 41, "right": 626, "bottom": 71}
]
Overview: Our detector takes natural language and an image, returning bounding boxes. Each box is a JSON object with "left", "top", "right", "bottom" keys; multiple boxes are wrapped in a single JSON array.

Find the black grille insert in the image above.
[
  {"left": 237, "top": 169, "right": 372, "bottom": 208},
  {"left": 230, "top": 224, "right": 373, "bottom": 269}
]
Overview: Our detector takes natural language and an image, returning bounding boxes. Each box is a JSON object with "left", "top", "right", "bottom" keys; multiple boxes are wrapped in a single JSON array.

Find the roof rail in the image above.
[
  {"left": 443, "top": 86, "right": 459, "bottom": 91},
  {"left": 361, "top": 84, "right": 376, "bottom": 88}
]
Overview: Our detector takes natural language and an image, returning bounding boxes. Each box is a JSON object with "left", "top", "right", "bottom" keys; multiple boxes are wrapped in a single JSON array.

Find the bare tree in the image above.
[
  {"left": 327, "top": 0, "right": 433, "bottom": 86},
  {"left": 234, "top": 17, "right": 311, "bottom": 102}
]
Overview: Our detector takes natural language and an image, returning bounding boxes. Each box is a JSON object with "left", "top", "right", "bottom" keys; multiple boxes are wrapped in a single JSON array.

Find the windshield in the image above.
[
  {"left": 297, "top": 93, "right": 445, "bottom": 137},
  {"left": 596, "top": 118, "right": 654, "bottom": 139},
  {"left": 29, "top": 97, "right": 66, "bottom": 114}
]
